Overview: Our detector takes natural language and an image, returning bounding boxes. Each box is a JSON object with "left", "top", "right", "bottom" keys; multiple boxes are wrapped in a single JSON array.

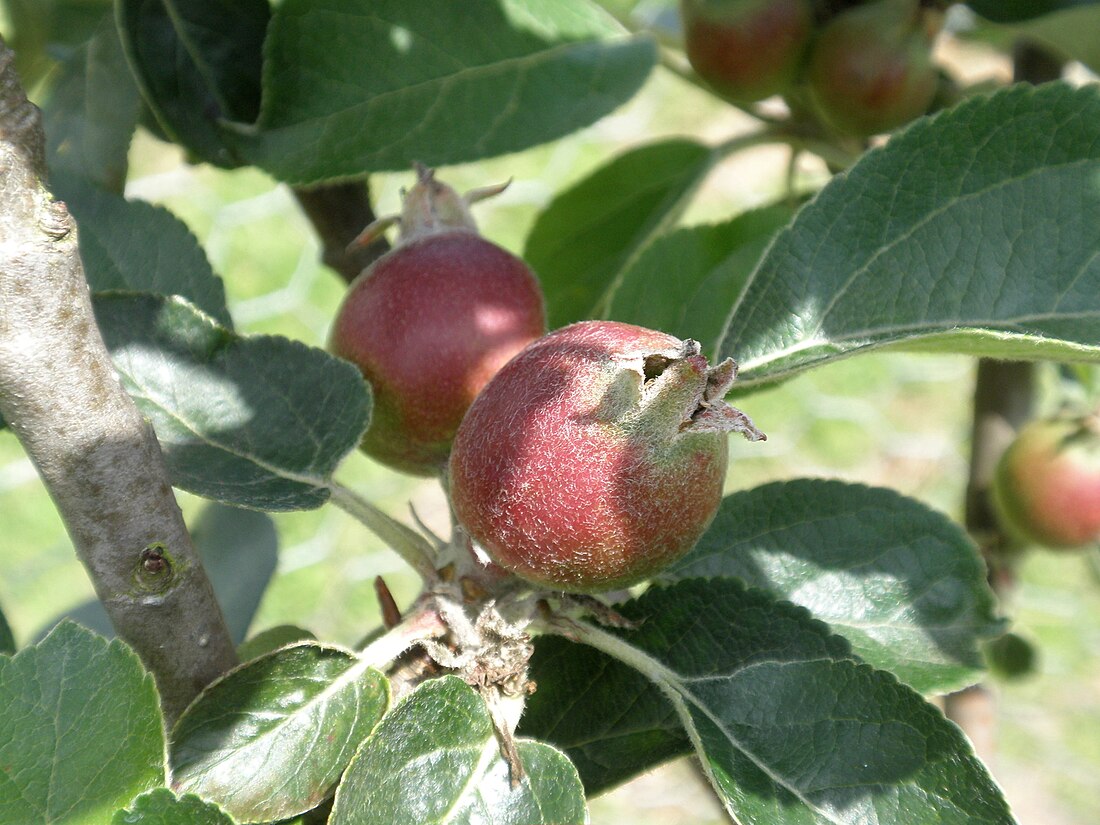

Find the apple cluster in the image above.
[
  {"left": 680, "top": 0, "right": 945, "bottom": 136},
  {"left": 330, "top": 168, "right": 765, "bottom": 593}
]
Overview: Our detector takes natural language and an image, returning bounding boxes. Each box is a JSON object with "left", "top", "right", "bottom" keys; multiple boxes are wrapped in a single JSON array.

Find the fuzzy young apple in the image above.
[
  {"left": 448, "top": 321, "right": 765, "bottom": 593},
  {"left": 806, "top": 0, "right": 939, "bottom": 136},
  {"left": 329, "top": 167, "right": 545, "bottom": 476},
  {"left": 992, "top": 414, "right": 1100, "bottom": 550},
  {"left": 680, "top": 0, "right": 813, "bottom": 104}
]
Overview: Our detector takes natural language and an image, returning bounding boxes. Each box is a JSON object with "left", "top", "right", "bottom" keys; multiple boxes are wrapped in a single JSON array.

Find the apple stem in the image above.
[{"left": 328, "top": 481, "right": 440, "bottom": 579}]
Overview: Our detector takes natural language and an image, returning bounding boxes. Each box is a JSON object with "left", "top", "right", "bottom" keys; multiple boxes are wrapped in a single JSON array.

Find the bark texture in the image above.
[{"left": 0, "top": 38, "right": 236, "bottom": 722}]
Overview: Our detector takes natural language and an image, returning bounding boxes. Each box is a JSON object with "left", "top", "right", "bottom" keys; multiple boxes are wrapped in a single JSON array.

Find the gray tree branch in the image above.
[{"left": 0, "top": 38, "right": 236, "bottom": 722}]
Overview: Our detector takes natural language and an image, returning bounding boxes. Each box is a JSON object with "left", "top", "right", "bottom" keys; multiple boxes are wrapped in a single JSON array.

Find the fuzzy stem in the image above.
[
  {"left": 0, "top": 38, "right": 236, "bottom": 722},
  {"left": 358, "top": 604, "right": 448, "bottom": 670},
  {"left": 327, "top": 481, "right": 439, "bottom": 579}
]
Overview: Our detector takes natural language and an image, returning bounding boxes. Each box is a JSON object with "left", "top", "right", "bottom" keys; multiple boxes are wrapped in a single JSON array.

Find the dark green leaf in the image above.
[
  {"left": 520, "top": 634, "right": 688, "bottom": 794},
  {"left": 35, "top": 502, "right": 278, "bottom": 645},
  {"left": 1002, "top": 6, "right": 1100, "bottom": 74},
  {"left": 331, "top": 676, "right": 587, "bottom": 825},
  {"left": 662, "top": 479, "right": 1003, "bottom": 693},
  {"left": 171, "top": 642, "right": 389, "bottom": 822},
  {"left": 59, "top": 184, "right": 233, "bottom": 327},
  {"left": 113, "top": 788, "right": 237, "bottom": 824},
  {"left": 0, "top": 622, "right": 166, "bottom": 823},
  {"left": 93, "top": 294, "right": 371, "bottom": 511},
  {"left": 43, "top": 16, "right": 140, "bottom": 193},
  {"left": 116, "top": 0, "right": 270, "bottom": 167},
  {"left": 522, "top": 577, "right": 849, "bottom": 795},
  {"left": 719, "top": 83, "right": 1100, "bottom": 386},
  {"left": 235, "top": 0, "right": 657, "bottom": 183},
  {"left": 525, "top": 139, "right": 716, "bottom": 329},
  {"left": 237, "top": 625, "right": 316, "bottom": 662},
  {"left": 532, "top": 580, "right": 1015, "bottom": 823},
  {"left": 967, "top": 0, "right": 1100, "bottom": 23},
  {"left": 0, "top": 603, "right": 14, "bottom": 654},
  {"left": 607, "top": 205, "right": 793, "bottom": 353},
  {"left": 5, "top": 0, "right": 114, "bottom": 86}
]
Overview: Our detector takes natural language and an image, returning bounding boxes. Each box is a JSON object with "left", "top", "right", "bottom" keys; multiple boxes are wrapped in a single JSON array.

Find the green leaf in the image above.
[
  {"left": 62, "top": 186, "right": 233, "bottom": 327},
  {"left": 525, "top": 139, "right": 716, "bottom": 329},
  {"left": 5, "top": 0, "right": 114, "bottom": 87},
  {"left": 331, "top": 676, "right": 587, "bottom": 825},
  {"left": 93, "top": 294, "right": 371, "bottom": 511},
  {"left": 42, "top": 16, "right": 140, "bottom": 193},
  {"left": 236, "top": 0, "right": 657, "bottom": 183},
  {"left": 36, "top": 503, "right": 278, "bottom": 645},
  {"left": 662, "top": 480, "right": 1003, "bottom": 693},
  {"left": 0, "top": 603, "right": 14, "bottom": 654},
  {"left": 607, "top": 205, "right": 794, "bottom": 353},
  {"left": 171, "top": 642, "right": 389, "bottom": 822},
  {"left": 520, "top": 634, "right": 688, "bottom": 794},
  {"left": 112, "top": 789, "right": 236, "bottom": 824},
  {"left": 116, "top": 0, "right": 270, "bottom": 167},
  {"left": 0, "top": 622, "right": 166, "bottom": 824},
  {"left": 533, "top": 580, "right": 1015, "bottom": 823},
  {"left": 718, "top": 83, "right": 1100, "bottom": 387},
  {"left": 1002, "top": 5, "right": 1100, "bottom": 74},
  {"left": 967, "top": 0, "right": 1100, "bottom": 23},
  {"left": 237, "top": 625, "right": 316, "bottom": 662}
]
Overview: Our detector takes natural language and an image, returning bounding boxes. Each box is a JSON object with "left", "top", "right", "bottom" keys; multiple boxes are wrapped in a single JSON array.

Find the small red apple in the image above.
[
  {"left": 448, "top": 321, "right": 765, "bottom": 593},
  {"left": 993, "top": 414, "right": 1100, "bottom": 550},
  {"left": 330, "top": 167, "right": 545, "bottom": 476},
  {"left": 681, "top": 0, "right": 813, "bottom": 104},
  {"left": 806, "top": 0, "right": 938, "bottom": 136}
]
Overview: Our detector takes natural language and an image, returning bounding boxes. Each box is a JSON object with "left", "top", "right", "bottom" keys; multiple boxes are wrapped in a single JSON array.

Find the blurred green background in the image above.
[{"left": 1, "top": 33, "right": 1098, "bottom": 825}]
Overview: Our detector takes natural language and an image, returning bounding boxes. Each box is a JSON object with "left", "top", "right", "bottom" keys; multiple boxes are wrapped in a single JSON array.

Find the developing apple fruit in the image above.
[
  {"left": 448, "top": 321, "right": 765, "bottom": 593},
  {"left": 992, "top": 414, "right": 1100, "bottom": 550},
  {"left": 806, "top": 0, "right": 938, "bottom": 136},
  {"left": 330, "top": 166, "right": 545, "bottom": 476},
  {"left": 680, "top": 0, "right": 813, "bottom": 104}
]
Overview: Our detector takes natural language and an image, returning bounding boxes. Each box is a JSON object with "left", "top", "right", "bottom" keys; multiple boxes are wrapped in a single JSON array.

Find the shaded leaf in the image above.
[
  {"left": 43, "top": 16, "right": 140, "bottom": 193},
  {"left": 171, "top": 642, "right": 389, "bottom": 822},
  {"left": 0, "top": 622, "right": 165, "bottom": 823},
  {"left": 36, "top": 502, "right": 278, "bottom": 645},
  {"left": 236, "top": 0, "right": 656, "bottom": 183},
  {"left": 608, "top": 204, "right": 793, "bottom": 354},
  {"left": 967, "top": 0, "right": 1100, "bottom": 23},
  {"left": 116, "top": 0, "right": 269, "bottom": 167},
  {"left": 0, "top": 604, "right": 13, "bottom": 654},
  {"left": 527, "top": 580, "right": 1015, "bottom": 824},
  {"left": 662, "top": 479, "right": 1003, "bottom": 693},
  {"left": 62, "top": 185, "right": 233, "bottom": 327},
  {"left": 520, "top": 634, "right": 688, "bottom": 795},
  {"left": 331, "top": 676, "right": 587, "bottom": 825},
  {"left": 112, "top": 788, "right": 236, "bottom": 824},
  {"left": 525, "top": 139, "right": 716, "bottom": 329},
  {"left": 719, "top": 83, "right": 1100, "bottom": 386},
  {"left": 5, "top": 0, "right": 114, "bottom": 86},
  {"left": 93, "top": 294, "right": 371, "bottom": 511},
  {"left": 237, "top": 625, "right": 316, "bottom": 662}
]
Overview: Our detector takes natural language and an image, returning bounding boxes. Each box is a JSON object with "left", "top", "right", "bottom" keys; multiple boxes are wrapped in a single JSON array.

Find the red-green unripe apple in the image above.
[
  {"left": 330, "top": 168, "right": 545, "bottom": 476},
  {"left": 448, "top": 321, "right": 766, "bottom": 593},
  {"left": 806, "top": 0, "right": 938, "bottom": 136},
  {"left": 992, "top": 415, "right": 1100, "bottom": 550},
  {"left": 681, "top": 0, "right": 813, "bottom": 103}
]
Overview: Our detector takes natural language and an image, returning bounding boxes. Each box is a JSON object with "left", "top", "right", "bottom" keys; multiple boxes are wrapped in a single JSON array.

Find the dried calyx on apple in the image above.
[
  {"left": 449, "top": 320, "right": 765, "bottom": 594},
  {"left": 329, "top": 165, "right": 545, "bottom": 476},
  {"left": 993, "top": 412, "right": 1100, "bottom": 551}
]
